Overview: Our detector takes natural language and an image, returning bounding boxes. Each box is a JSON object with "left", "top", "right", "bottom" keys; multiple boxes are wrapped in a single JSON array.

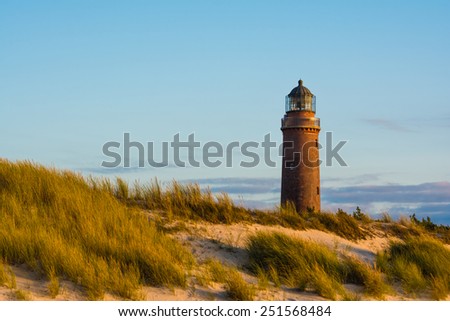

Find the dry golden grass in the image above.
[
  {"left": 14, "top": 289, "right": 31, "bottom": 301},
  {"left": 247, "top": 231, "right": 390, "bottom": 299},
  {"left": 0, "top": 159, "right": 194, "bottom": 300},
  {"left": 124, "top": 180, "right": 370, "bottom": 241},
  {"left": 224, "top": 268, "right": 255, "bottom": 301},
  {"left": 1, "top": 159, "right": 449, "bottom": 301},
  {"left": 377, "top": 236, "right": 450, "bottom": 299},
  {"left": 47, "top": 268, "right": 60, "bottom": 298},
  {"left": 198, "top": 259, "right": 255, "bottom": 301}
]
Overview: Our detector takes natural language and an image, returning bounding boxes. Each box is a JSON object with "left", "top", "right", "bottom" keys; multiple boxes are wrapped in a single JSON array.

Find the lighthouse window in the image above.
[{"left": 317, "top": 187, "right": 320, "bottom": 195}]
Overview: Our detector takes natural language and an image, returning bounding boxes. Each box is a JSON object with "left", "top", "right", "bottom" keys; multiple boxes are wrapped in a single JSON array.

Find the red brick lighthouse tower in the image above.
[{"left": 281, "top": 79, "right": 321, "bottom": 213}]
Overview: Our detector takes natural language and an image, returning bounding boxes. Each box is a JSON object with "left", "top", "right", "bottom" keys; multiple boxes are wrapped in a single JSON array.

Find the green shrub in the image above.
[{"left": 352, "top": 207, "right": 371, "bottom": 223}]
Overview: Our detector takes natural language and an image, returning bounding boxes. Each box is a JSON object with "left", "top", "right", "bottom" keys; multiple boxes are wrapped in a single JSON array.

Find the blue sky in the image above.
[{"left": 1, "top": 1, "right": 450, "bottom": 222}]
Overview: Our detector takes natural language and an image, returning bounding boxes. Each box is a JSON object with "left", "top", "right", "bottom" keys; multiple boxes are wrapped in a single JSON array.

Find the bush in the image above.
[
  {"left": 409, "top": 214, "right": 450, "bottom": 244},
  {"left": 352, "top": 207, "right": 371, "bottom": 223}
]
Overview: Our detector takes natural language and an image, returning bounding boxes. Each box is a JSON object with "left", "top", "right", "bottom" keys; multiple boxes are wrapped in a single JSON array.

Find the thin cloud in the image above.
[
  {"left": 322, "top": 173, "right": 383, "bottom": 185},
  {"left": 182, "top": 177, "right": 280, "bottom": 194},
  {"left": 363, "top": 118, "right": 414, "bottom": 132},
  {"left": 323, "top": 182, "right": 450, "bottom": 204},
  {"left": 183, "top": 178, "right": 450, "bottom": 205}
]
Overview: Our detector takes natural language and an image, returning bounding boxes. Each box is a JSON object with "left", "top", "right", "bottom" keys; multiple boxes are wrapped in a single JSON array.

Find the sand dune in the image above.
[{"left": 3, "top": 220, "right": 445, "bottom": 301}]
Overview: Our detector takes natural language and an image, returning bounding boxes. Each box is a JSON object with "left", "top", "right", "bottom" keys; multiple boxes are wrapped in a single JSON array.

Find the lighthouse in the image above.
[{"left": 281, "top": 79, "right": 321, "bottom": 213}]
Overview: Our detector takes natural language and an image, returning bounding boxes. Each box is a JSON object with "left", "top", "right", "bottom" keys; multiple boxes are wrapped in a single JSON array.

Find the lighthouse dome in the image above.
[{"left": 288, "top": 79, "right": 313, "bottom": 97}]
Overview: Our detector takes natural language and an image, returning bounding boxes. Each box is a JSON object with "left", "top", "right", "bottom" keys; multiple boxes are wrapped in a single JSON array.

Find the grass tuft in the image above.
[
  {"left": 224, "top": 268, "right": 255, "bottom": 301},
  {"left": 196, "top": 259, "right": 255, "bottom": 300},
  {"left": 0, "top": 261, "right": 8, "bottom": 286},
  {"left": 247, "top": 231, "right": 390, "bottom": 299},
  {"left": 343, "top": 256, "right": 390, "bottom": 299},
  {"left": 430, "top": 275, "right": 449, "bottom": 300},
  {"left": 309, "top": 264, "right": 344, "bottom": 300},
  {"left": 47, "top": 267, "right": 60, "bottom": 298},
  {"left": 14, "top": 289, "right": 32, "bottom": 301},
  {"left": 376, "top": 236, "right": 450, "bottom": 298}
]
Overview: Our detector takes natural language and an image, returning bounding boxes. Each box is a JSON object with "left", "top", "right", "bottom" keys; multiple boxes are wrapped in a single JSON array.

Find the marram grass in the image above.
[
  {"left": 247, "top": 231, "right": 390, "bottom": 299},
  {"left": 376, "top": 236, "right": 450, "bottom": 299},
  {"left": 0, "top": 159, "right": 194, "bottom": 300},
  {"left": 2, "top": 159, "right": 450, "bottom": 301}
]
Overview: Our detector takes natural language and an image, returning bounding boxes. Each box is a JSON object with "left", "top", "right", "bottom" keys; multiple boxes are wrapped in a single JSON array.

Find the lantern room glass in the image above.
[{"left": 285, "top": 95, "right": 316, "bottom": 113}]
